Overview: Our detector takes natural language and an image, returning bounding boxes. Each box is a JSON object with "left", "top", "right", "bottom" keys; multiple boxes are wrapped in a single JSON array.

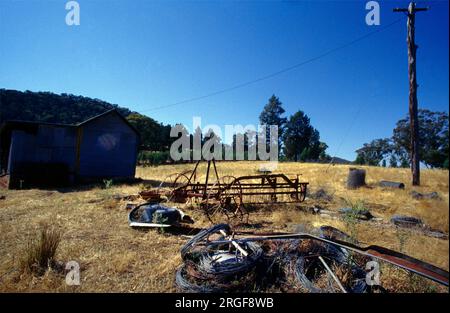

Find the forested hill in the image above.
[
  {"left": 0, "top": 89, "right": 173, "bottom": 151},
  {"left": 0, "top": 89, "right": 134, "bottom": 124}
]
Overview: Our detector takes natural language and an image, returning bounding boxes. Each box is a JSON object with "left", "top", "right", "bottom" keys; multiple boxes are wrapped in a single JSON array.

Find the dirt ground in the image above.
[{"left": 0, "top": 162, "right": 448, "bottom": 292}]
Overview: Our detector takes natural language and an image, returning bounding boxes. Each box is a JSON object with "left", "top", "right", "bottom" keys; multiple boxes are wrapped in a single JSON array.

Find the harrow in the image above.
[{"left": 140, "top": 160, "right": 309, "bottom": 222}]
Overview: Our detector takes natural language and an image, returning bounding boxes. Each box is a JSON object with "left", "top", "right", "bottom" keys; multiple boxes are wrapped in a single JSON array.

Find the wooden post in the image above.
[{"left": 394, "top": 2, "right": 428, "bottom": 186}]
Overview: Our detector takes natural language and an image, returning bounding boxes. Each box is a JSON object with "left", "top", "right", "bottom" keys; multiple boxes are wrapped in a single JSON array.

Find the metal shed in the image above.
[{"left": 0, "top": 109, "right": 139, "bottom": 189}]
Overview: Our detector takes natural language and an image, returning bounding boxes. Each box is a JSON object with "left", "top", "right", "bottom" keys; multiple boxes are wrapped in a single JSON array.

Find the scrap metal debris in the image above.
[
  {"left": 390, "top": 215, "right": 423, "bottom": 228},
  {"left": 177, "top": 224, "right": 262, "bottom": 292},
  {"left": 379, "top": 181, "right": 405, "bottom": 189},
  {"left": 175, "top": 224, "right": 449, "bottom": 293},
  {"left": 339, "top": 207, "right": 374, "bottom": 220},
  {"left": 410, "top": 191, "right": 441, "bottom": 200},
  {"left": 308, "top": 188, "right": 333, "bottom": 202},
  {"left": 128, "top": 203, "right": 194, "bottom": 228}
]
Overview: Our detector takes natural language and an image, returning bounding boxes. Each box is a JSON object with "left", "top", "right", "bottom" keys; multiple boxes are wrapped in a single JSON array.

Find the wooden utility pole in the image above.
[
  {"left": 394, "top": 2, "right": 428, "bottom": 186},
  {"left": 394, "top": 1, "right": 428, "bottom": 186}
]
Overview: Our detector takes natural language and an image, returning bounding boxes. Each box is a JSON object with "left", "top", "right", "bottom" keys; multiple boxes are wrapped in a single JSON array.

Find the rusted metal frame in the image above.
[
  {"left": 202, "top": 160, "right": 212, "bottom": 198},
  {"left": 188, "top": 182, "right": 302, "bottom": 188},
  {"left": 234, "top": 173, "right": 305, "bottom": 190},
  {"left": 202, "top": 160, "right": 222, "bottom": 198},
  {"left": 179, "top": 180, "right": 302, "bottom": 191},
  {"left": 203, "top": 233, "right": 449, "bottom": 287},
  {"left": 176, "top": 183, "right": 308, "bottom": 200},
  {"left": 183, "top": 187, "right": 303, "bottom": 198},
  {"left": 237, "top": 183, "right": 299, "bottom": 187},
  {"left": 185, "top": 185, "right": 299, "bottom": 191},
  {"left": 169, "top": 164, "right": 309, "bottom": 205},
  {"left": 187, "top": 160, "right": 200, "bottom": 184},
  {"left": 212, "top": 159, "right": 221, "bottom": 191},
  {"left": 239, "top": 191, "right": 304, "bottom": 196}
]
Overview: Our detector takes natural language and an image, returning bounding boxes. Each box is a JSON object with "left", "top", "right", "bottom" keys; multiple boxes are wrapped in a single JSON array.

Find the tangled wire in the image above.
[
  {"left": 175, "top": 224, "right": 369, "bottom": 293},
  {"left": 177, "top": 224, "right": 263, "bottom": 292}
]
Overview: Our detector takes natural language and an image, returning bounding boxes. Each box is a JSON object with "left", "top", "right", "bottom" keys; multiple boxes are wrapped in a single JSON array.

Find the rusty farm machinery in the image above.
[{"left": 140, "top": 160, "right": 309, "bottom": 222}]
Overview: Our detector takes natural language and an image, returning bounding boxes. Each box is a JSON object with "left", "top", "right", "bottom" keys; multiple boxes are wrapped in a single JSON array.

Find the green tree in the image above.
[
  {"left": 355, "top": 138, "right": 392, "bottom": 166},
  {"left": 127, "top": 113, "right": 171, "bottom": 151},
  {"left": 389, "top": 154, "right": 398, "bottom": 168},
  {"left": 259, "top": 95, "right": 287, "bottom": 155},
  {"left": 282, "top": 110, "right": 326, "bottom": 161},
  {"left": 393, "top": 109, "right": 449, "bottom": 168},
  {"left": 355, "top": 154, "right": 366, "bottom": 165}
]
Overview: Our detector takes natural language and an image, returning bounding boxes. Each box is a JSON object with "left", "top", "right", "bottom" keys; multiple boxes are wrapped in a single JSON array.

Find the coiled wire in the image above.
[
  {"left": 176, "top": 224, "right": 368, "bottom": 293},
  {"left": 177, "top": 224, "right": 262, "bottom": 292}
]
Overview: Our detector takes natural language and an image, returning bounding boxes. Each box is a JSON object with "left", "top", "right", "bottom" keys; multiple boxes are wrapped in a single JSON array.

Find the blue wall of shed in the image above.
[
  {"left": 8, "top": 126, "right": 77, "bottom": 172},
  {"left": 77, "top": 112, "right": 138, "bottom": 179},
  {"left": 7, "top": 125, "right": 77, "bottom": 186}
]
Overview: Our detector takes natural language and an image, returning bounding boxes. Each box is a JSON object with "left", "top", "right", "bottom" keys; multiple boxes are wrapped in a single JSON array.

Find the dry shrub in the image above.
[
  {"left": 20, "top": 224, "right": 62, "bottom": 275},
  {"left": 378, "top": 263, "right": 448, "bottom": 293}
]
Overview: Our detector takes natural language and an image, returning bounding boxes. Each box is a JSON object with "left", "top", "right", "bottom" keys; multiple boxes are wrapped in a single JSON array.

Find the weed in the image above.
[
  {"left": 342, "top": 199, "right": 369, "bottom": 244},
  {"left": 395, "top": 228, "right": 410, "bottom": 253},
  {"left": 20, "top": 225, "right": 62, "bottom": 275},
  {"left": 103, "top": 179, "right": 114, "bottom": 189}
]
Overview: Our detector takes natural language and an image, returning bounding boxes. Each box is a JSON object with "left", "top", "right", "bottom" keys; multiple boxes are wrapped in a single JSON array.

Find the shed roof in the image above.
[
  {"left": 76, "top": 109, "right": 140, "bottom": 136},
  {"left": 0, "top": 109, "right": 139, "bottom": 137}
]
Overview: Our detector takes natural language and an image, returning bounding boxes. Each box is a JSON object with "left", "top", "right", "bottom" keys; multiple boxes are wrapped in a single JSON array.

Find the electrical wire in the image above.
[{"left": 140, "top": 17, "right": 405, "bottom": 113}]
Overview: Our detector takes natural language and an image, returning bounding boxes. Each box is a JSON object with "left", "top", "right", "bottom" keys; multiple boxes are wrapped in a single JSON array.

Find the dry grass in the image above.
[
  {"left": 0, "top": 161, "right": 448, "bottom": 292},
  {"left": 20, "top": 224, "right": 62, "bottom": 275}
]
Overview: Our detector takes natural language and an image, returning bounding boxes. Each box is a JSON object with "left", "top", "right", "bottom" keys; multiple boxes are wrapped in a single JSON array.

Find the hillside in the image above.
[
  {"left": 0, "top": 89, "right": 173, "bottom": 151},
  {"left": 0, "top": 89, "right": 135, "bottom": 125}
]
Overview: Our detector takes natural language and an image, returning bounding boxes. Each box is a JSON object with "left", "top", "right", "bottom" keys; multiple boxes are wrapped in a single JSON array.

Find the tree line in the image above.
[
  {"left": 355, "top": 109, "right": 449, "bottom": 169},
  {"left": 164, "top": 94, "right": 331, "bottom": 163},
  {"left": 0, "top": 90, "right": 331, "bottom": 165}
]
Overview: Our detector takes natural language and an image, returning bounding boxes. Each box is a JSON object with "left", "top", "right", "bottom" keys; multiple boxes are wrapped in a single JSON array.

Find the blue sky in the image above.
[{"left": 0, "top": 0, "right": 448, "bottom": 160}]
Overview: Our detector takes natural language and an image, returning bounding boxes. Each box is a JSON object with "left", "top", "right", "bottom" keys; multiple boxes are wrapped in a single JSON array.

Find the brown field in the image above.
[{"left": 0, "top": 162, "right": 448, "bottom": 292}]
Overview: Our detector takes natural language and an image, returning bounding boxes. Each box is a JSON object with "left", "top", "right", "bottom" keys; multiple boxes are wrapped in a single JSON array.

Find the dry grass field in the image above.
[{"left": 0, "top": 161, "right": 448, "bottom": 292}]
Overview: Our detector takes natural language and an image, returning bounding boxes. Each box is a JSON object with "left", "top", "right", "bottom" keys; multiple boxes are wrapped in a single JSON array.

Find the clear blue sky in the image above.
[{"left": 0, "top": 0, "right": 448, "bottom": 160}]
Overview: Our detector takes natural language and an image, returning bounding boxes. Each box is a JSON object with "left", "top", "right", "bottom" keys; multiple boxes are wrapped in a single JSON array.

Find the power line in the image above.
[{"left": 140, "top": 17, "right": 405, "bottom": 113}]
